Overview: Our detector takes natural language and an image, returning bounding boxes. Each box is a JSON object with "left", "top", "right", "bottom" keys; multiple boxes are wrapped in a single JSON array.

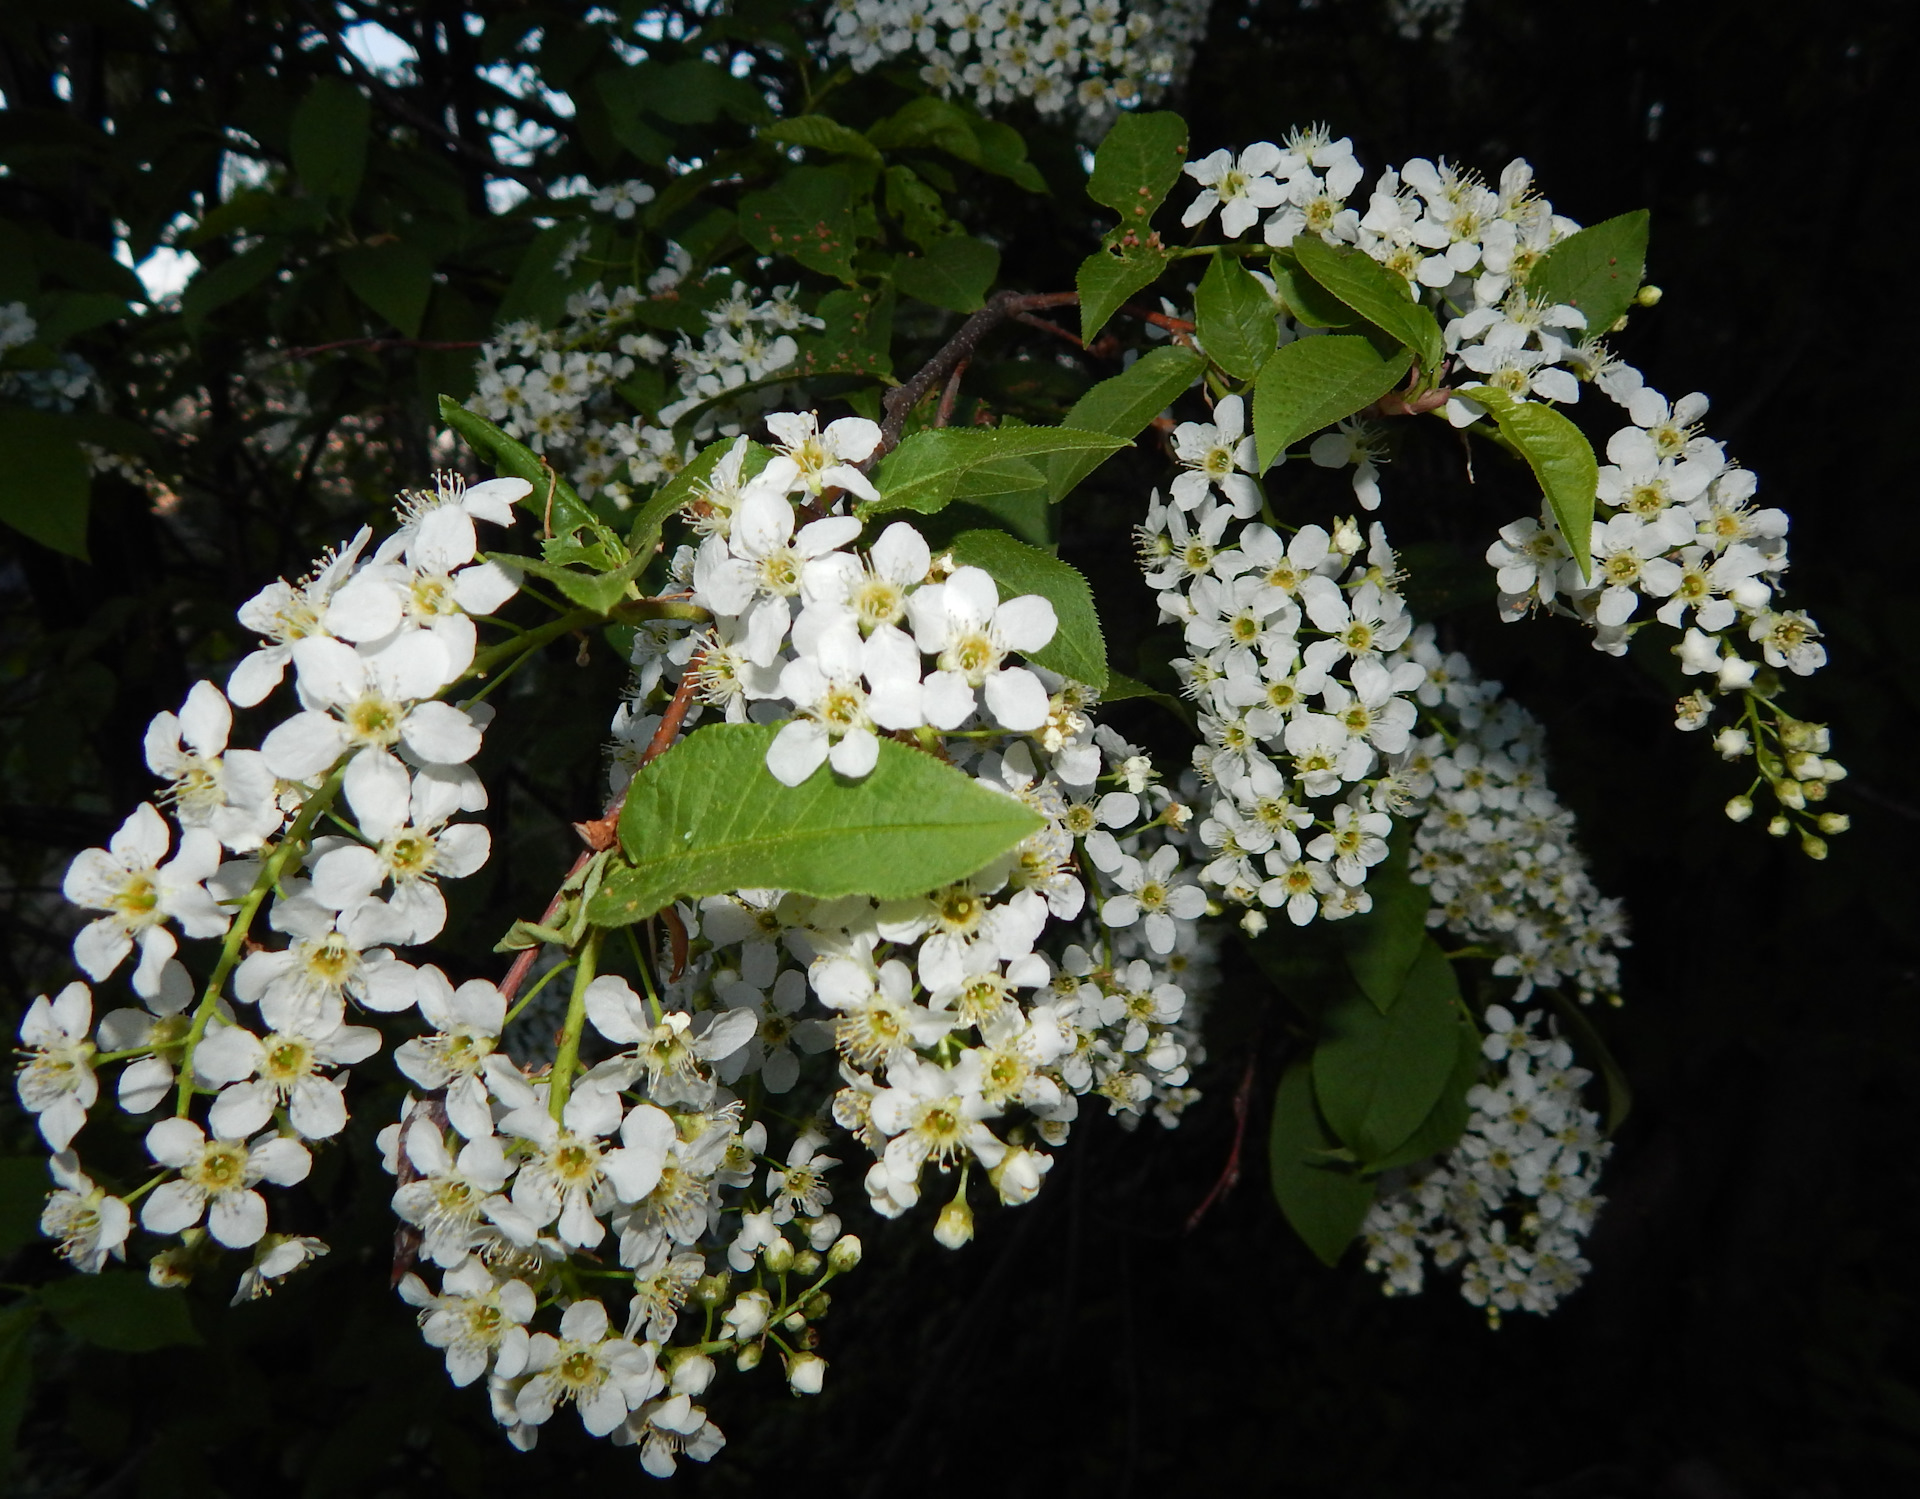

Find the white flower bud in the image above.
[
  {"left": 1723, "top": 795, "right": 1753, "bottom": 823},
  {"left": 722, "top": 1289, "right": 770, "bottom": 1341},
  {"left": 669, "top": 1352, "right": 716, "bottom": 1396},
  {"left": 1800, "top": 833, "right": 1828, "bottom": 861},
  {"left": 791, "top": 1247, "right": 822, "bottom": 1277},
  {"left": 933, "top": 1195, "right": 974, "bottom": 1249},
  {"left": 827, "top": 1234, "right": 862, "bottom": 1272},
  {"left": 762, "top": 1235, "right": 794, "bottom": 1273},
  {"left": 735, "top": 1342, "right": 762, "bottom": 1372},
  {"left": 1775, "top": 778, "right": 1805, "bottom": 810},
  {"left": 1712, "top": 727, "right": 1750, "bottom": 760},
  {"left": 803, "top": 1212, "right": 842, "bottom": 1252},
  {"left": 1766, "top": 815, "right": 1791, "bottom": 837},
  {"left": 1817, "top": 813, "right": 1850, "bottom": 834},
  {"left": 785, "top": 1352, "right": 827, "bottom": 1396},
  {"left": 1240, "top": 909, "right": 1269, "bottom": 937},
  {"left": 1330, "top": 516, "right": 1363, "bottom": 556}
]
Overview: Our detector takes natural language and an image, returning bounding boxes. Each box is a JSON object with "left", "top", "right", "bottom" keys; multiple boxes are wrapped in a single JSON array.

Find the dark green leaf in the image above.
[
  {"left": 0, "top": 1158, "right": 45, "bottom": 1257},
  {"left": 179, "top": 242, "right": 281, "bottom": 332},
  {"left": 1463, "top": 384, "right": 1599, "bottom": 580},
  {"left": 737, "top": 165, "right": 870, "bottom": 284},
  {"left": 0, "top": 409, "right": 90, "bottom": 559},
  {"left": 438, "top": 396, "right": 596, "bottom": 539},
  {"left": 1270, "top": 1061, "right": 1376, "bottom": 1267},
  {"left": 1313, "top": 941, "right": 1461, "bottom": 1162},
  {"left": 38, "top": 1272, "right": 200, "bottom": 1352},
  {"left": 1194, "top": 252, "right": 1275, "bottom": 382},
  {"left": 864, "top": 426, "right": 1127, "bottom": 518},
  {"left": 1332, "top": 823, "right": 1428, "bottom": 1013},
  {"left": 883, "top": 165, "right": 953, "bottom": 250},
  {"left": 966, "top": 117, "right": 1047, "bottom": 194},
  {"left": 1364, "top": 1000, "right": 1481, "bottom": 1175},
  {"left": 591, "top": 69, "right": 672, "bottom": 164},
  {"left": 497, "top": 221, "right": 594, "bottom": 327},
  {"left": 1267, "top": 251, "right": 1358, "bottom": 328},
  {"left": 1251, "top": 335, "right": 1410, "bottom": 473},
  {"left": 944, "top": 529, "right": 1107, "bottom": 691},
  {"left": 1291, "top": 236, "right": 1444, "bottom": 379},
  {"left": 594, "top": 724, "right": 1042, "bottom": 924},
  {"left": 290, "top": 76, "right": 371, "bottom": 203},
  {"left": 1546, "top": 989, "right": 1633, "bottom": 1134},
  {"left": 630, "top": 59, "right": 768, "bottom": 125},
  {"left": 30, "top": 291, "right": 129, "bottom": 345},
  {"left": 866, "top": 96, "right": 981, "bottom": 162},
  {"left": 1076, "top": 240, "right": 1168, "bottom": 343},
  {"left": 1529, "top": 210, "right": 1649, "bottom": 338},
  {"left": 762, "top": 115, "right": 883, "bottom": 164},
  {"left": 1087, "top": 110, "right": 1188, "bottom": 224},
  {"left": 893, "top": 235, "right": 999, "bottom": 313},
  {"left": 1048, "top": 344, "right": 1204, "bottom": 501},
  {"left": 338, "top": 242, "right": 433, "bottom": 338}
]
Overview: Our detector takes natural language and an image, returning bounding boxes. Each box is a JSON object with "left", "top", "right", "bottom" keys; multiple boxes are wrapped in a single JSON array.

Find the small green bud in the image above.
[
  {"left": 1634, "top": 284, "right": 1663, "bottom": 306},
  {"left": 1800, "top": 833, "right": 1828, "bottom": 861},
  {"left": 791, "top": 1247, "right": 822, "bottom": 1278},
  {"left": 763, "top": 1235, "right": 794, "bottom": 1273},
  {"left": 1724, "top": 795, "right": 1753, "bottom": 823},
  {"left": 735, "top": 1342, "right": 763, "bottom": 1373},
  {"left": 1817, "top": 812, "right": 1851, "bottom": 834},
  {"left": 827, "top": 1234, "right": 863, "bottom": 1273},
  {"left": 694, "top": 1272, "right": 732, "bottom": 1308}
]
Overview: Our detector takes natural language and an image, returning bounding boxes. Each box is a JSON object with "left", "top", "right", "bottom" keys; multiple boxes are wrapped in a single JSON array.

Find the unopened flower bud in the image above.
[
  {"left": 762, "top": 1235, "right": 794, "bottom": 1273},
  {"left": 827, "top": 1234, "right": 863, "bottom": 1273},
  {"left": 1766, "top": 816, "right": 1791, "bottom": 837},
  {"left": 934, "top": 1195, "right": 974, "bottom": 1249},
  {"left": 1800, "top": 833, "right": 1828, "bottom": 861},
  {"left": 802, "top": 1292, "right": 831, "bottom": 1321},
  {"left": 803, "top": 1212, "right": 842, "bottom": 1252},
  {"left": 1712, "top": 727, "right": 1751, "bottom": 760},
  {"left": 1634, "top": 284, "right": 1664, "bottom": 306},
  {"left": 1802, "top": 778, "right": 1827, "bottom": 802},
  {"left": 1787, "top": 751, "right": 1824, "bottom": 780},
  {"left": 1330, "top": 516, "right": 1363, "bottom": 556},
  {"left": 791, "top": 1247, "right": 821, "bottom": 1277},
  {"left": 782, "top": 1310, "right": 807, "bottom": 1335},
  {"left": 1724, "top": 795, "right": 1753, "bottom": 823},
  {"left": 722, "top": 1289, "right": 770, "bottom": 1342},
  {"left": 735, "top": 1342, "right": 763, "bottom": 1372},
  {"left": 668, "top": 1351, "right": 716, "bottom": 1396},
  {"left": 149, "top": 1246, "right": 196, "bottom": 1289},
  {"left": 1241, "top": 908, "right": 1269, "bottom": 937},
  {"left": 694, "top": 1272, "right": 732, "bottom": 1308},
  {"left": 1817, "top": 813, "right": 1850, "bottom": 834},
  {"left": 785, "top": 1351, "right": 827, "bottom": 1396},
  {"left": 1775, "top": 778, "right": 1806, "bottom": 810}
]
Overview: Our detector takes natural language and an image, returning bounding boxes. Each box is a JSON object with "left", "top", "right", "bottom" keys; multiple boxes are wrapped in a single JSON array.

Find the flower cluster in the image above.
[
  {"left": 820, "top": 0, "right": 1209, "bottom": 127},
  {"left": 19, "top": 473, "right": 525, "bottom": 1288},
  {"left": 1361, "top": 1003, "right": 1608, "bottom": 1324},
  {"left": 469, "top": 269, "right": 820, "bottom": 508},
  {"left": 1180, "top": 131, "right": 1844, "bottom": 852}
]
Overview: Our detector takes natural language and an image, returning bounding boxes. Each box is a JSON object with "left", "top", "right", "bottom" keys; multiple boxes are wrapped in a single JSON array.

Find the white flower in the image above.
[
  {"left": 327, "top": 505, "right": 521, "bottom": 678},
  {"left": 715, "top": 955, "right": 831, "bottom": 1094},
  {"left": 393, "top": 970, "right": 508, "bottom": 1140},
  {"left": 398, "top": 1257, "right": 536, "bottom": 1386},
  {"left": 233, "top": 885, "right": 408, "bottom": 1020},
  {"left": 307, "top": 768, "right": 491, "bottom": 944},
  {"left": 144, "top": 682, "right": 283, "bottom": 852},
  {"left": 1181, "top": 142, "right": 1293, "bottom": 238},
  {"left": 193, "top": 999, "right": 381, "bottom": 1141},
  {"left": 907, "top": 566, "right": 1057, "bottom": 731},
  {"left": 1171, "top": 396, "right": 1263, "bottom": 516},
  {"left": 691, "top": 486, "right": 862, "bottom": 664},
  {"left": 141, "top": 1118, "right": 312, "bottom": 1248},
  {"left": 765, "top": 619, "right": 923, "bottom": 784},
  {"left": 228, "top": 529, "right": 371, "bottom": 707},
  {"left": 762, "top": 410, "right": 883, "bottom": 501},
  {"left": 1099, "top": 846, "right": 1208, "bottom": 953},
  {"left": 516, "top": 1298, "right": 664, "bottom": 1436},
  {"left": 62, "top": 804, "right": 228, "bottom": 999},
  {"left": 502, "top": 1087, "right": 677, "bottom": 1249},
  {"left": 41, "top": 1151, "right": 131, "bottom": 1273},
  {"left": 16, "top": 982, "right": 97, "bottom": 1151},
  {"left": 393, "top": 1119, "right": 513, "bottom": 1266},
  {"left": 766, "top": 1133, "right": 839, "bottom": 1223},
  {"left": 869, "top": 1052, "right": 1005, "bottom": 1185}
]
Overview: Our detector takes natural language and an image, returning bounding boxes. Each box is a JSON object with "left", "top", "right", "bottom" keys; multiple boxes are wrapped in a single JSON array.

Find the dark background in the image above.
[{"left": 5, "top": 1, "right": 1918, "bottom": 1495}]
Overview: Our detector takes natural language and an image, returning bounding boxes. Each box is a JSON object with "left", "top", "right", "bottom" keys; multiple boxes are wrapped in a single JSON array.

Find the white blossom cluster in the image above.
[
  {"left": 470, "top": 265, "right": 819, "bottom": 508},
  {"left": 1361, "top": 1003, "right": 1608, "bottom": 1324},
  {"left": 1182, "top": 130, "right": 1845, "bottom": 853},
  {"left": 17, "top": 473, "right": 526, "bottom": 1290},
  {"left": 1396, "top": 625, "right": 1627, "bottom": 1006},
  {"left": 819, "top": 0, "right": 1209, "bottom": 127}
]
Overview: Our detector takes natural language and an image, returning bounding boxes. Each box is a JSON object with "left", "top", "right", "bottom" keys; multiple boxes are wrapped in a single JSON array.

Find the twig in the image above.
[
  {"left": 1010, "top": 310, "right": 1085, "bottom": 350},
  {"left": 572, "top": 651, "right": 705, "bottom": 852},
  {"left": 1185, "top": 1048, "right": 1259, "bottom": 1232},
  {"left": 877, "top": 290, "right": 1079, "bottom": 452},
  {"left": 271, "top": 336, "right": 483, "bottom": 365},
  {"left": 935, "top": 358, "right": 969, "bottom": 428},
  {"left": 1120, "top": 303, "right": 1197, "bottom": 343}
]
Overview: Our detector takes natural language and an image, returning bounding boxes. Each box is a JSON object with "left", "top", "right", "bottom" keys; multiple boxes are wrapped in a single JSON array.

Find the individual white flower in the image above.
[
  {"left": 581, "top": 977, "right": 759, "bottom": 1107},
  {"left": 16, "top": 982, "right": 97, "bottom": 1150},
  {"left": 392, "top": 1119, "right": 514, "bottom": 1267},
  {"left": 62, "top": 803, "right": 227, "bottom": 999},
  {"left": 41, "top": 1151, "right": 132, "bottom": 1273},
  {"left": 517, "top": 1298, "right": 664, "bottom": 1436},
  {"left": 393, "top": 970, "right": 508, "bottom": 1140},
  {"left": 1171, "top": 396, "right": 1263, "bottom": 516},
  {"left": 591, "top": 179, "right": 657, "bottom": 219},
  {"left": 1100, "top": 846, "right": 1208, "bottom": 953},
  {"left": 691, "top": 485, "right": 862, "bottom": 664},
  {"left": 714, "top": 955, "right": 831, "bottom": 1094},
  {"left": 761, "top": 410, "right": 883, "bottom": 501},
  {"left": 233, "top": 885, "right": 408, "bottom": 1020},
  {"left": 144, "top": 682, "right": 283, "bottom": 852},
  {"left": 1309, "top": 418, "right": 1388, "bottom": 510},
  {"left": 767, "top": 1133, "right": 839, "bottom": 1223},
  {"left": 228, "top": 529, "right": 371, "bottom": 707},
  {"left": 799, "top": 520, "right": 932, "bottom": 638},
  {"left": 194, "top": 999, "right": 381, "bottom": 1141},
  {"left": 1307, "top": 800, "right": 1393, "bottom": 886},
  {"left": 502, "top": 1086, "right": 676, "bottom": 1248},
  {"left": 141, "top": 1118, "right": 312, "bottom": 1248},
  {"left": 398, "top": 1257, "right": 536, "bottom": 1386},
  {"left": 1181, "top": 142, "right": 1293, "bottom": 238},
  {"left": 231, "top": 1233, "right": 329, "bottom": 1302},
  {"left": 907, "top": 566, "right": 1057, "bottom": 731},
  {"left": 1588, "top": 513, "right": 1684, "bottom": 627},
  {"left": 870, "top": 1052, "right": 1006, "bottom": 1189},
  {"left": 307, "top": 769, "right": 491, "bottom": 945},
  {"left": 808, "top": 954, "right": 954, "bottom": 1069},
  {"left": 765, "top": 618, "right": 923, "bottom": 784},
  {"left": 327, "top": 505, "right": 521, "bottom": 678},
  {"left": 620, "top": 1392, "right": 727, "bottom": 1478}
]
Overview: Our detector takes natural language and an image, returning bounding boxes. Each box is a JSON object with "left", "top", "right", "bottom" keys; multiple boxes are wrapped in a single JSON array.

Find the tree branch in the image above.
[{"left": 877, "top": 291, "right": 1079, "bottom": 453}]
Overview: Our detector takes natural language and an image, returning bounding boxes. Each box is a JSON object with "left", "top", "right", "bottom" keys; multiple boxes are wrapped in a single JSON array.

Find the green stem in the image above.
[
  {"left": 547, "top": 926, "right": 606, "bottom": 1123},
  {"left": 173, "top": 762, "right": 349, "bottom": 1116},
  {"left": 503, "top": 955, "right": 574, "bottom": 1029},
  {"left": 466, "top": 608, "right": 600, "bottom": 683}
]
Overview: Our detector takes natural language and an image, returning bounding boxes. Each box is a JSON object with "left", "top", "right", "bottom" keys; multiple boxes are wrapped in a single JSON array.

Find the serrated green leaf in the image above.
[
  {"left": 1546, "top": 990, "right": 1633, "bottom": 1134},
  {"left": 1047, "top": 344, "right": 1204, "bottom": 501},
  {"left": 594, "top": 724, "right": 1042, "bottom": 924},
  {"left": 893, "top": 235, "right": 999, "bottom": 313},
  {"left": 30, "top": 291, "right": 129, "bottom": 345},
  {"left": 1251, "top": 335, "right": 1410, "bottom": 473},
  {"left": 1076, "top": 240, "right": 1168, "bottom": 343},
  {"left": 1529, "top": 210, "right": 1648, "bottom": 338},
  {"left": 883, "top": 165, "right": 953, "bottom": 250},
  {"left": 866, "top": 96, "right": 981, "bottom": 162},
  {"left": 1270, "top": 1061, "right": 1376, "bottom": 1267},
  {"left": 0, "top": 409, "right": 90, "bottom": 559},
  {"left": 339, "top": 242, "right": 433, "bottom": 338},
  {"left": 1087, "top": 110, "right": 1188, "bottom": 223},
  {"left": 1461, "top": 384, "right": 1598, "bottom": 581},
  {"left": 290, "top": 76, "right": 370, "bottom": 203},
  {"left": 966, "top": 116, "right": 1047, "bottom": 193},
  {"left": 1363, "top": 1001, "right": 1481, "bottom": 1175},
  {"left": 1194, "top": 252, "right": 1274, "bottom": 382},
  {"left": 1332, "top": 823, "right": 1428, "bottom": 1013},
  {"left": 1267, "top": 251, "right": 1358, "bottom": 328},
  {"left": 1313, "top": 941, "right": 1461, "bottom": 1162},
  {"left": 180, "top": 241, "right": 281, "bottom": 332},
  {"left": 38, "top": 1272, "right": 201, "bottom": 1352},
  {"left": 864, "top": 426, "right": 1127, "bottom": 519},
  {"left": 762, "top": 115, "right": 883, "bottom": 163},
  {"left": 438, "top": 396, "right": 596, "bottom": 539},
  {"left": 505, "top": 551, "right": 645, "bottom": 615},
  {"left": 944, "top": 529, "right": 1106, "bottom": 691},
  {"left": 1291, "top": 236, "right": 1444, "bottom": 379},
  {"left": 737, "top": 165, "right": 870, "bottom": 284}
]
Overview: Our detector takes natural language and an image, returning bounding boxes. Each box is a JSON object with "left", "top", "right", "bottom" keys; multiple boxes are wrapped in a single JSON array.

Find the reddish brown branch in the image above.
[
  {"left": 935, "top": 359, "right": 969, "bottom": 428},
  {"left": 1185, "top": 1049, "right": 1260, "bottom": 1233},
  {"left": 271, "top": 337, "right": 484, "bottom": 365},
  {"left": 877, "top": 290, "right": 1080, "bottom": 452},
  {"left": 1010, "top": 310, "right": 1085, "bottom": 350}
]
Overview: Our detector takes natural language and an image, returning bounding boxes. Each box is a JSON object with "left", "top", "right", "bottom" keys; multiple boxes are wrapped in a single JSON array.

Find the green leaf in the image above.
[
  {"left": 1529, "top": 210, "right": 1649, "bottom": 338},
  {"left": 438, "top": 396, "right": 596, "bottom": 539},
  {"left": 893, "top": 235, "right": 999, "bottom": 313},
  {"left": 1194, "top": 252, "right": 1274, "bottom": 382},
  {"left": 180, "top": 241, "right": 281, "bottom": 332},
  {"left": 506, "top": 551, "right": 646, "bottom": 616},
  {"left": 1087, "top": 110, "right": 1188, "bottom": 224},
  {"left": 737, "top": 165, "right": 869, "bottom": 284},
  {"left": 0, "top": 409, "right": 90, "bottom": 559},
  {"left": 1331, "top": 824, "right": 1428, "bottom": 1013},
  {"left": 1312, "top": 941, "right": 1461, "bottom": 1162},
  {"left": 1546, "top": 990, "right": 1633, "bottom": 1134},
  {"left": 1269, "top": 1060, "right": 1375, "bottom": 1267},
  {"left": 1267, "top": 251, "right": 1358, "bottom": 329},
  {"left": 1076, "top": 241, "right": 1168, "bottom": 344},
  {"left": 592, "top": 70, "right": 672, "bottom": 164},
  {"left": 593, "top": 724, "right": 1042, "bottom": 925},
  {"left": 866, "top": 96, "right": 982, "bottom": 162},
  {"left": 0, "top": 1158, "right": 45, "bottom": 1258},
  {"left": 1290, "top": 236, "right": 1444, "bottom": 379},
  {"left": 1461, "top": 384, "right": 1599, "bottom": 581},
  {"left": 0, "top": 1302, "right": 31, "bottom": 1473},
  {"left": 629, "top": 58, "right": 769, "bottom": 125},
  {"left": 966, "top": 117, "right": 1047, "bottom": 194},
  {"left": 38, "top": 1272, "right": 201, "bottom": 1352},
  {"left": 1363, "top": 1001, "right": 1481, "bottom": 1175},
  {"left": 30, "top": 291, "right": 129, "bottom": 345},
  {"left": 762, "top": 115, "right": 883, "bottom": 163},
  {"left": 1048, "top": 344, "right": 1203, "bottom": 501},
  {"left": 290, "top": 76, "right": 371, "bottom": 203},
  {"left": 1100, "top": 669, "right": 1187, "bottom": 716},
  {"left": 338, "top": 242, "right": 434, "bottom": 338},
  {"left": 497, "top": 221, "right": 594, "bottom": 328},
  {"left": 1252, "top": 336, "right": 1410, "bottom": 472},
  {"left": 944, "top": 529, "right": 1107, "bottom": 691},
  {"left": 864, "top": 426, "right": 1128, "bottom": 518},
  {"left": 882, "top": 165, "right": 953, "bottom": 250}
]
